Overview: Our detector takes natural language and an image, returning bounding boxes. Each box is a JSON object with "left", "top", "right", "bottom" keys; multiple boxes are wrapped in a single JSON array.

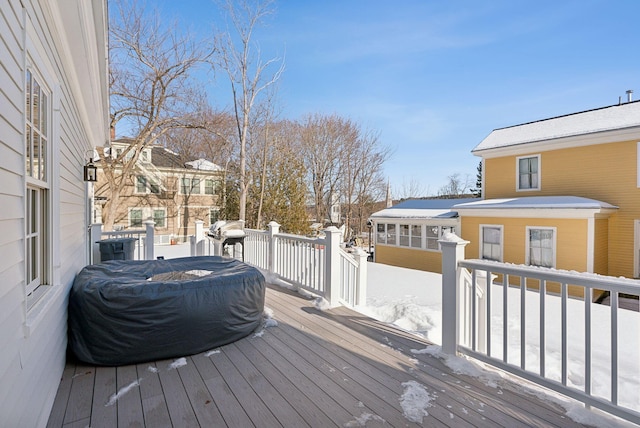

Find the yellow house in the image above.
[
  {"left": 370, "top": 198, "right": 479, "bottom": 273},
  {"left": 456, "top": 100, "right": 640, "bottom": 283}
]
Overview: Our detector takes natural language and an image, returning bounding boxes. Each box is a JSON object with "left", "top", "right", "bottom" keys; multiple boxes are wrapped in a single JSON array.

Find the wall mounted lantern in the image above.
[{"left": 84, "top": 158, "right": 97, "bottom": 182}]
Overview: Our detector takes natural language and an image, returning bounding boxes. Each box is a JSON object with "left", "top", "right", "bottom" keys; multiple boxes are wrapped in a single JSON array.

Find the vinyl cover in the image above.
[{"left": 69, "top": 256, "right": 265, "bottom": 366}]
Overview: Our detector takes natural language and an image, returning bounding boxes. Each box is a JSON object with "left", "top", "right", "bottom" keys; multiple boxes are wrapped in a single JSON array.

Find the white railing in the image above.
[
  {"left": 89, "top": 221, "right": 154, "bottom": 263},
  {"left": 238, "top": 222, "right": 367, "bottom": 308},
  {"left": 440, "top": 237, "right": 640, "bottom": 425}
]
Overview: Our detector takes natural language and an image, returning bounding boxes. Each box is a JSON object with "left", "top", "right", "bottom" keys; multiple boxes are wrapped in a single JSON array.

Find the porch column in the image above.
[
  {"left": 267, "top": 221, "right": 280, "bottom": 280},
  {"left": 144, "top": 220, "right": 155, "bottom": 260},
  {"left": 324, "top": 226, "right": 342, "bottom": 307},
  {"left": 440, "top": 234, "right": 469, "bottom": 355}
]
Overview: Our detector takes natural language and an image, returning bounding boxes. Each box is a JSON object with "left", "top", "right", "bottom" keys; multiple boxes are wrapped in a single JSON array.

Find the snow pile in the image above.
[
  {"left": 399, "top": 380, "right": 435, "bottom": 423},
  {"left": 253, "top": 307, "right": 278, "bottom": 337},
  {"left": 344, "top": 412, "right": 386, "bottom": 427},
  {"left": 205, "top": 349, "right": 221, "bottom": 357}
]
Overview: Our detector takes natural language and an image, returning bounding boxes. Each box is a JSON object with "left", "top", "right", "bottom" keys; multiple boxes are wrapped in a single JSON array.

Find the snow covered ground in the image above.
[{"left": 154, "top": 244, "right": 637, "bottom": 426}]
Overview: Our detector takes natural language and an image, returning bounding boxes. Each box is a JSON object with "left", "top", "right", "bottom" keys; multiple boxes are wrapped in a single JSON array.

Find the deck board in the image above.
[{"left": 48, "top": 283, "right": 597, "bottom": 427}]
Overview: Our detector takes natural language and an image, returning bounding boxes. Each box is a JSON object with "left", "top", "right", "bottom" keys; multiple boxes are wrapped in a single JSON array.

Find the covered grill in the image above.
[{"left": 208, "top": 220, "right": 245, "bottom": 260}]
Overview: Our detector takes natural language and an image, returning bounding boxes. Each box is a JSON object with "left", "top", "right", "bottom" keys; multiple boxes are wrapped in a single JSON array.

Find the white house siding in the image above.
[{"left": 0, "top": 1, "right": 109, "bottom": 426}]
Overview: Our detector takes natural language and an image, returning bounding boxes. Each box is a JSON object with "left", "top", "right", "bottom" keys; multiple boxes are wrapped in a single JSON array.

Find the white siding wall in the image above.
[{"left": 0, "top": 1, "right": 108, "bottom": 426}]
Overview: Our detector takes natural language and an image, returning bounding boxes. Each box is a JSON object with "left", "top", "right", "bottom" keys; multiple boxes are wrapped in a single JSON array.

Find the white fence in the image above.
[
  {"left": 441, "top": 237, "right": 640, "bottom": 425},
  {"left": 190, "top": 221, "right": 367, "bottom": 308}
]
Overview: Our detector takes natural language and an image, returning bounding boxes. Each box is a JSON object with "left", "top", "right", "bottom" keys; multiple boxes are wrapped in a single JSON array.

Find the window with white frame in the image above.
[
  {"left": 410, "top": 224, "right": 421, "bottom": 248},
  {"left": 25, "top": 67, "right": 51, "bottom": 300},
  {"left": 209, "top": 208, "right": 219, "bottom": 225},
  {"left": 517, "top": 155, "right": 540, "bottom": 191},
  {"left": 376, "top": 223, "right": 397, "bottom": 245},
  {"left": 399, "top": 224, "right": 410, "bottom": 246},
  {"left": 136, "top": 175, "right": 160, "bottom": 194},
  {"left": 425, "top": 225, "right": 440, "bottom": 250},
  {"left": 153, "top": 209, "right": 166, "bottom": 228},
  {"left": 205, "top": 179, "right": 219, "bottom": 195},
  {"left": 130, "top": 208, "right": 143, "bottom": 227},
  {"left": 527, "top": 227, "right": 555, "bottom": 268},
  {"left": 181, "top": 177, "right": 201, "bottom": 194},
  {"left": 480, "top": 225, "right": 502, "bottom": 261}
]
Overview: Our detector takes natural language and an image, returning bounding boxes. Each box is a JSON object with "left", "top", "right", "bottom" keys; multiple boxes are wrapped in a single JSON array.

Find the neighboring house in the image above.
[
  {"left": 0, "top": 1, "right": 109, "bottom": 426},
  {"left": 95, "top": 139, "right": 224, "bottom": 242},
  {"left": 454, "top": 100, "right": 640, "bottom": 287},
  {"left": 370, "top": 198, "right": 479, "bottom": 272}
]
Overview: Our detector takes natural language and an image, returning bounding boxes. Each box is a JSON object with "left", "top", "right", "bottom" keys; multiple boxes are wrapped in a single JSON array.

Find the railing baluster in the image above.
[
  {"left": 520, "top": 276, "right": 526, "bottom": 370},
  {"left": 486, "top": 269, "right": 492, "bottom": 357},
  {"left": 585, "top": 286, "right": 592, "bottom": 398},
  {"left": 503, "top": 273, "right": 508, "bottom": 363},
  {"left": 540, "top": 279, "right": 546, "bottom": 378},
  {"left": 611, "top": 291, "right": 619, "bottom": 405},
  {"left": 471, "top": 269, "right": 477, "bottom": 351},
  {"left": 561, "top": 282, "right": 568, "bottom": 386}
]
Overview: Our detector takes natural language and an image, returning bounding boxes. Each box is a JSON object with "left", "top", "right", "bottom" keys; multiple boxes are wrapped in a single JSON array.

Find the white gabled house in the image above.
[{"left": 0, "top": 1, "right": 109, "bottom": 426}]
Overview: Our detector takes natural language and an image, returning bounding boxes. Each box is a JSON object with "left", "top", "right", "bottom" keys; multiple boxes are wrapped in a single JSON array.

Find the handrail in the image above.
[{"left": 455, "top": 258, "right": 640, "bottom": 425}]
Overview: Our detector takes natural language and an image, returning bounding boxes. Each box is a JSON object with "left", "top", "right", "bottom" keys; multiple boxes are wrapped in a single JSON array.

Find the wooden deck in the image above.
[{"left": 47, "top": 283, "right": 593, "bottom": 427}]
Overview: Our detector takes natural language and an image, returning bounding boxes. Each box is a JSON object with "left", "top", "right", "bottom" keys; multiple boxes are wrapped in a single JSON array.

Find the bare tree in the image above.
[
  {"left": 215, "top": 0, "right": 284, "bottom": 222},
  {"left": 98, "top": 0, "right": 213, "bottom": 229},
  {"left": 437, "top": 173, "right": 473, "bottom": 198},
  {"left": 397, "top": 177, "right": 429, "bottom": 200}
]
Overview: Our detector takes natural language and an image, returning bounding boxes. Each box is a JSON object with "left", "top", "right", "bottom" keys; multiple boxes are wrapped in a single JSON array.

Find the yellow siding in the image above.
[
  {"left": 483, "top": 140, "right": 640, "bottom": 278},
  {"left": 460, "top": 216, "right": 588, "bottom": 272},
  {"left": 375, "top": 245, "right": 443, "bottom": 273}
]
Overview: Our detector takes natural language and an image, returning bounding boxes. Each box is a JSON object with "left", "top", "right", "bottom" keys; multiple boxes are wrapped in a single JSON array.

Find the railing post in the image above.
[
  {"left": 324, "top": 226, "right": 341, "bottom": 307},
  {"left": 90, "top": 223, "right": 103, "bottom": 264},
  {"left": 194, "top": 220, "right": 204, "bottom": 256},
  {"left": 440, "top": 234, "right": 469, "bottom": 355},
  {"left": 267, "top": 221, "right": 280, "bottom": 281},
  {"left": 353, "top": 248, "right": 368, "bottom": 306},
  {"left": 144, "top": 220, "right": 155, "bottom": 260}
]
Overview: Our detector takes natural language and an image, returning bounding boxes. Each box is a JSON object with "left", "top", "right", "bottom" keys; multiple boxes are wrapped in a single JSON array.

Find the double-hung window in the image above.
[
  {"left": 527, "top": 227, "right": 555, "bottom": 268},
  {"left": 410, "top": 225, "right": 421, "bottom": 248},
  {"left": 130, "top": 208, "right": 143, "bottom": 227},
  {"left": 181, "top": 177, "right": 201, "bottom": 194},
  {"left": 25, "top": 68, "right": 51, "bottom": 301},
  {"left": 205, "top": 179, "right": 219, "bottom": 195},
  {"left": 376, "top": 223, "right": 397, "bottom": 245},
  {"left": 481, "top": 225, "right": 502, "bottom": 261},
  {"left": 399, "top": 225, "right": 410, "bottom": 246},
  {"left": 517, "top": 155, "right": 540, "bottom": 191}
]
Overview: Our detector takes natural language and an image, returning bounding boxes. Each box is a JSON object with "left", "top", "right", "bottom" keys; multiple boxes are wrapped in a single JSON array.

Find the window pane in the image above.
[
  {"left": 376, "top": 224, "right": 386, "bottom": 244},
  {"left": 210, "top": 209, "right": 219, "bottom": 223},
  {"left": 130, "top": 209, "right": 143, "bottom": 227},
  {"left": 387, "top": 224, "right": 396, "bottom": 245},
  {"left": 399, "top": 224, "right": 409, "bottom": 247},
  {"left": 191, "top": 178, "right": 200, "bottom": 194},
  {"left": 136, "top": 176, "right": 146, "bottom": 193},
  {"left": 205, "top": 179, "right": 214, "bottom": 195},
  {"left": 32, "top": 78, "right": 40, "bottom": 129},
  {"left": 411, "top": 225, "right": 421, "bottom": 248},
  {"left": 153, "top": 209, "right": 165, "bottom": 228},
  {"left": 181, "top": 178, "right": 189, "bottom": 194},
  {"left": 26, "top": 126, "right": 32, "bottom": 177}
]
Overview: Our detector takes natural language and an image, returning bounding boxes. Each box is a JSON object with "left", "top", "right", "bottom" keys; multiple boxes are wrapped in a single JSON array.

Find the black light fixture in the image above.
[{"left": 84, "top": 158, "right": 97, "bottom": 182}]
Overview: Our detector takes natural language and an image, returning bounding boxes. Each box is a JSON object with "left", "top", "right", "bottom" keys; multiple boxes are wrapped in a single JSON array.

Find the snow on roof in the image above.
[
  {"left": 473, "top": 101, "right": 640, "bottom": 153},
  {"left": 452, "top": 196, "right": 618, "bottom": 210},
  {"left": 185, "top": 158, "right": 223, "bottom": 171},
  {"left": 370, "top": 198, "right": 480, "bottom": 219}
]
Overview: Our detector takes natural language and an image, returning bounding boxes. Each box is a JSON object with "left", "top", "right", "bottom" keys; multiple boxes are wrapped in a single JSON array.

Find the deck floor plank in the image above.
[
  {"left": 47, "top": 283, "right": 599, "bottom": 427},
  {"left": 115, "top": 364, "right": 144, "bottom": 427},
  {"left": 190, "top": 352, "right": 255, "bottom": 427},
  {"left": 155, "top": 358, "right": 199, "bottom": 427},
  {"left": 89, "top": 366, "right": 117, "bottom": 428},
  {"left": 136, "top": 362, "right": 172, "bottom": 427}
]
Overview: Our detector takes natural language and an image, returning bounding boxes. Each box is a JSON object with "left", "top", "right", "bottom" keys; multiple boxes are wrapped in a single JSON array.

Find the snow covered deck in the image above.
[{"left": 47, "top": 283, "right": 588, "bottom": 427}]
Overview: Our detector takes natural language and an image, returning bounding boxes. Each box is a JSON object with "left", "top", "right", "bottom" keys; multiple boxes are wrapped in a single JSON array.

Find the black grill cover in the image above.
[{"left": 69, "top": 256, "right": 265, "bottom": 365}]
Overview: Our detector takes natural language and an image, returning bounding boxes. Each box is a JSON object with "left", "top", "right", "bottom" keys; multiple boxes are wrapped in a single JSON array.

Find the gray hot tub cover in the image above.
[{"left": 69, "top": 256, "right": 265, "bottom": 365}]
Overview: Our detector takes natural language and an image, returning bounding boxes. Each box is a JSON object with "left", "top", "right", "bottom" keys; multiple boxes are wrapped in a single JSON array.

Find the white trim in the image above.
[
  {"left": 525, "top": 226, "right": 557, "bottom": 268},
  {"left": 516, "top": 154, "right": 541, "bottom": 192},
  {"left": 586, "top": 217, "right": 595, "bottom": 273},
  {"left": 454, "top": 207, "right": 614, "bottom": 219},
  {"left": 479, "top": 224, "right": 503, "bottom": 262},
  {"left": 637, "top": 142, "right": 640, "bottom": 188},
  {"left": 474, "top": 126, "right": 640, "bottom": 159},
  {"left": 635, "top": 220, "right": 640, "bottom": 278}
]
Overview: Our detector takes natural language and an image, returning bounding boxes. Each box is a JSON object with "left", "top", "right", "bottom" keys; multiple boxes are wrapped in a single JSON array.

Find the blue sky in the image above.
[{"left": 153, "top": 0, "right": 640, "bottom": 197}]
